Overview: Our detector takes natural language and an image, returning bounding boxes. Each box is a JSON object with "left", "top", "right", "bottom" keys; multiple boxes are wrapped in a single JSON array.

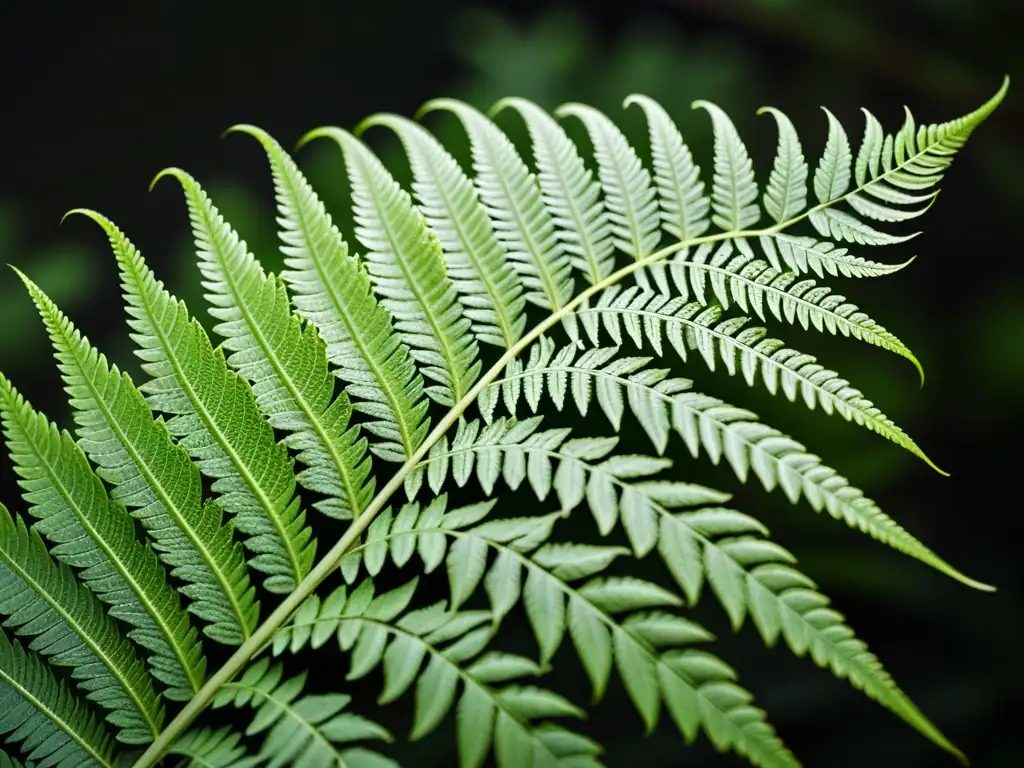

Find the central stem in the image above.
[{"left": 130, "top": 228, "right": 761, "bottom": 767}]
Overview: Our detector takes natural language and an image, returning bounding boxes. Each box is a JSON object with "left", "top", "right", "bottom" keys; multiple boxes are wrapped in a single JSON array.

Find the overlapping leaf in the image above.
[
  {"left": 155, "top": 165, "right": 373, "bottom": 523},
  {"left": 274, "top": 577, "right": 601, "bottom": 768},
  {"left": 0, "top": 379, "right": 206, "bottom": 700},
  {"left": 86, "top": 211, "right": 315, "bottom": 595},
  {"left": 18, "top": 273, "right": 258, "bottom": 646}
]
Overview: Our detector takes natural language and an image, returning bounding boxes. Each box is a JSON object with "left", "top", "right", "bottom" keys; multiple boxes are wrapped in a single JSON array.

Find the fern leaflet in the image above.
[
  {"left": 18, "top": 272, "right": 258, "bottom": 646},
  {"left": 0, "top": 378, "right": 207, "bottom": 700}
]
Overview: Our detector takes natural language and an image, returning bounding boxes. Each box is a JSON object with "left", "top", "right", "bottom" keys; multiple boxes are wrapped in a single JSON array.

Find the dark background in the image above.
[{"left": 1, "top": 0, "right": 1021, "bottom": 766}]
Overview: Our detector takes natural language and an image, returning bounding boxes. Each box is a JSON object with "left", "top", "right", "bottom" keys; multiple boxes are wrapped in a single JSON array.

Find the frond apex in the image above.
[{"left": 148, "top": 166, "right": 195, "bottom": 194}]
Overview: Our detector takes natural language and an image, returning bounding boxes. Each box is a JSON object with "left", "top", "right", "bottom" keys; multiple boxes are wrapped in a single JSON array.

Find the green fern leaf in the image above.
[
  {"left": 17, "top": 272, "right": 258, "bottom": 646},
  {"left": 756, "top": 107, "right": 809, "bottom": 223},
  {"left": 625, "top": 94, "right": 711, "bottom": 242},
  {"left": 813, "top": 109, "right": 853, "bottom": 205},
  {"left": 0, "top": 631, "right": 116, "bottom": 768},
  {"left": 649, "top": 241, "right": 923, "bottom": 379},
  {"left": 808, "top": 208, "right": 915, "bottom": 246},
  {"left": 212, "top": 658, "right": 397, "bottom": 768},
  {"left": 83, "top": 212, "right": 316, "bottom": 595},
  {"left": 0, "top": 503, "right": 162, "bottom": 743},
  {"left": 578, "top": 286, "right": 941, "bottom": 470},
  {"left": 420, "top": 99, "right": 576, "bottom": 312},
  {"left": 557, "top": 103, "right": 661, "bottom": 262},
  {"left": 360, "top": 113, "right": 527, "bottom": 349},
  {"left": 0, "top": 378, "right": 207, "bottom": 700},
  {"left": 420, "top": 422, "right": 962, "bottom": 761},
  {"left": 337, "top": 498, "right": 796, "bottom": 768},
  {"left": 835, "top": 77, "right": 1009, "bottom": 227},
  {"left": 276, "top": 577, "right": 604, "bottom": 768},
  {"left": 485, "top": 337, "right": 986, "bottom": 589},
  {"left": 166, "top": 727, "right": 260, "bottom": 768},
  {"left": 296, "top": 125, "right": 481, "bottom": 407},
  {"left": 492, "top": 97, "right": 616, "bottom": 285},
  {"left": 151, "top": 168, "right": 373, "bottom": 523},
  {"left": 239, "top": 129, "right": 430, "bottom": 462},
  {"left": 692, "top": 100, "right": 760, "bottom": 232},
  {"left": 653, "top": 503, "right": 963, "bottom": 761},
  {"left": 759, "top": 234, "right": 912, "bottom": 280}
]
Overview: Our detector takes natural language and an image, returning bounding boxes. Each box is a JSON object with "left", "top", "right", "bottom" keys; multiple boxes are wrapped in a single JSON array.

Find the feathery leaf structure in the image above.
[
  {"left": 481, "top": 337, "right": 984, "bottom": 589},
  {"left": 493, "top": 98, "right": 617, "bottom": 285},
  {"left": 0, "top": 378, "right": 207, "bottom": 700},
  {"left": 418, "top": 420, "right": 959, "bottom": 757},
  {"left": 212, "top": 658, "right": 397, "bottom": 768},
  {"left": 0, "top": 504, "right": 163, "bottom": 743},
  {"left": 275, "top": 575, "right": 608, "bottom": 768},
  {"left": 84, "top": 210, "right": 316, "bottom": 595},
  {"left": 576, "top": 285, "right": 942, "bottom": 470},
  {"left": 421, "top": 99, "right": 576, "bottom": 312},
  {"left": 360, "top": 113, "right": 527, "bottom": 349},
  {"left": 159, "top": 160, "right": 376, "bottom": 524},
  {"left": 0, "top": 80, "right": 1006, "bottom": 768},
  {"left": 300, "top": 126, "right": 481, "bottom": 408},
  {"left": 330, "top": 497, "right": 797, "bottom": 768},
  {"left": 19, "top": 273, "right": 259, "bottom": 646},
  {"left": 0, "top": 631, "right": 117, "bottom": 768},
  {"left": 647, "top": 239, "right": 924, "bottom": 379},
  {"left": 240, "top": 129, "right": 430, "bottom": 462}
]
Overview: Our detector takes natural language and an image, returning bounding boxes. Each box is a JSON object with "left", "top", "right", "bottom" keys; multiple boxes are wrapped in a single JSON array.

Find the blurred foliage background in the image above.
[{"left": 1, "top": 0, "right": 1021, "bottom": 765}]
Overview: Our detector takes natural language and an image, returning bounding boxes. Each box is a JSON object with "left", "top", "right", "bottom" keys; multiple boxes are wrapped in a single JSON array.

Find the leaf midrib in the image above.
[
  {"left": 10, "top": 410, "right": 203, "bottom": 695},
  {"left": 198, "top": 206, "right": 365, "bottom": 523},
  {"left": 0, "top": 540, "right": 160, "bottom": 738},
  {"left": 125, "top": 256, "right": 305, "bottom": 590},
  {"left": 281, "top": 165, "right": 420, "bottom": 458},
  {"left": 0, "top": 664, "right": 114, "bottom": 768},
  {"left": 56, "top": 322, "right": 252, "bottom": 643}
]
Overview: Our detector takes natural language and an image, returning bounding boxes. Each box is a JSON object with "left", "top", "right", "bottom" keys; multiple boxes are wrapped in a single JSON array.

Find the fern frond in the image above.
[
  {"left": 556, "top": 103, "right": 661, "bottom": 263},
  {"left": 296, "top": 125, "right": 481, "bottom": 407},
  {"left": 17, "top": 272, "right": 258, "bottom": 646},
  {"left": 692, "top": 101, "right": 760, "bottom": 233},
  {"left": 238, "top": 129, "right": 430, "bottom": 462},
  {"left": 151, "top": 168, "right": 373, "bottom": 523},
  {"left": 492, "top": 97, "right": 616, "bottom": 284},
  {"left": 650, "top": 503, "right": 963, "bottom": 761},
  {"left": 0, "top": 378, "right": 206, "bottom": 700},
  {"left": 166, "top": 727, "right": 260, "bottom": 768},
  {"left": 759, "top": 234, "right": 912, "bottom": 280},
  {"left": 813, "top": 108, "right": 853, "bottom": 205},
  {"left": 419, "top": 423, "right": 962, "bottom": 760},
  {"left": 276, "top": 576, "right": 604, "bottom": 768},
  {"left": 648, "top": 241, "right": 922, "bottom": 378},
  {"left": 212, "top": 658, "right": 397, "bottom": 768},
  {"left": 804, "top": 78, "right": 1008, "bottom": 240},
  {"left": 756, "top": 107, "right": 808, "bottom": 224},
  {"left": 360, "top": 113, "right": 527, "bottom": 349},
  {"left": 483, "top": 337, "right": 986, "bottom": 589},
  {"left": 0, "top": 504, "right": 162, "bottom": 743},
  {"left": 0, "top": 632, "right": 116, "bottom": 768},
  {"left": 81, "top": 211, "right": 315, "bottom": 595},
  {"left": 577, "top": 287, "right": 940, "bottom": 470},
  {"left": 420, "top": 99, "right": 576, "bottom": 312},
  {"left": 625, "top": 94, "right": 711, "bottom": 242},
  {"left": 0, "top": 751, "right": 24, "bottom": 768},
  {"left": 336, "top": 498, "right": 797, "bottom": 768}
]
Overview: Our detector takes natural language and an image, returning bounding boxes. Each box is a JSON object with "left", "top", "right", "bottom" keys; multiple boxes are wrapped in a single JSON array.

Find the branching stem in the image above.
[{"left": 130, "top": 224, "right": 776, "bottom": 767}]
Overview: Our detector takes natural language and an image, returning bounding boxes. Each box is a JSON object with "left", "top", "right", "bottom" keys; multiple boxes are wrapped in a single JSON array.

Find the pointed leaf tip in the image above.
[
  {"left": 149, "top": 166, "right": 193, "bottom": 194},
  {"left": 294, "top": 126, "right": 339, "bottom": 152}
]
